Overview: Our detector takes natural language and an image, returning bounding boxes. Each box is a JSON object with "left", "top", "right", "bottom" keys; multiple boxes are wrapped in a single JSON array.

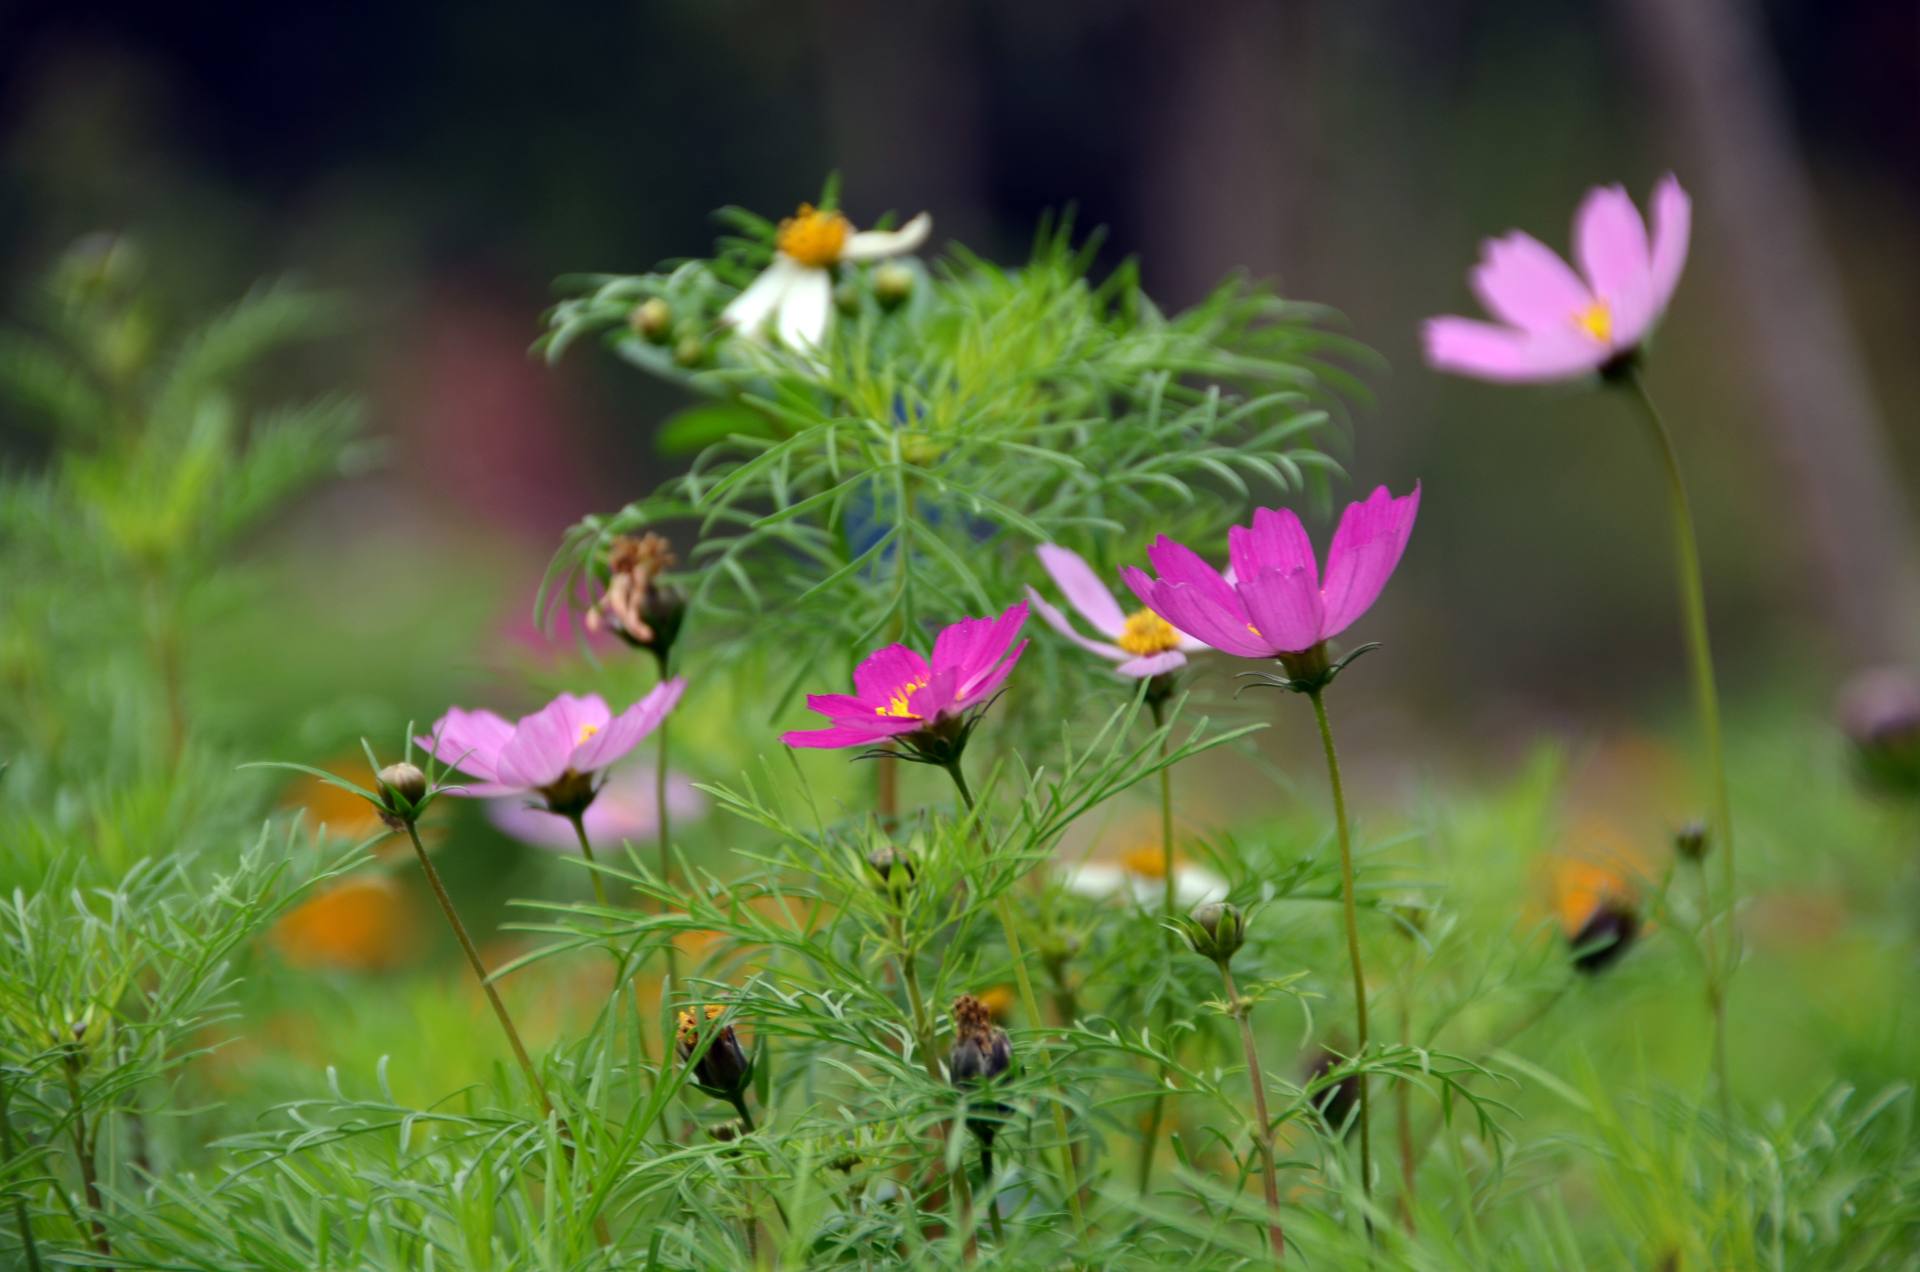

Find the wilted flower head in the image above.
[
  {"left": 722, "top": 203, "right": 932, "bottom": 351},
  {"left": 487, "top": 764, "right": 706, "bottom": 851},
  {"left": 677, "top": 1004, "right": 754, "bottom": 1101},
  {"left": 587, "top": 532, "right": 686, "bottom": 661},
  {"left": 1028, "top": 543, "right": 1207, "bottom": 679},
  {"left": 782, "top": 602, "right": 1028, "bottom": 764},
  {"left": 1425, "top": 175, "right": 1691, "bottom": 383},
  {"left": 1061, "top": 844, "right": 1227, "bottom": 909},
  {"left": 1553, "top": 859, "right": 1642, "bottom": 974},
  {"left": 1122, "top": 487, "right": 1419, "bottom": 684},
  {"left": 420, "top": 681, "right": 685, "bottom": 817},
  {"left": 1838, "top": 666, "right": 1920, "bottom": 797},
  {"left": 949, "top": 993, "right": 1014, "bottom": 1147}
]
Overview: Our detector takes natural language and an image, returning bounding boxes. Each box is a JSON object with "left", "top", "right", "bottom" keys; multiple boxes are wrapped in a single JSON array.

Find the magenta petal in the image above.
[
  {"left": 946, "top": 602, "right": 1028, "bottom": 699},
  {"left": 854, "top": 644, "right": 931, "bottom": 706},
  {"left": 1647, "top": 173, "right": 1691, "bottom": 317},
  {"left": 782, "top": 723, "right": 898, "bottom": 749},
  {"left": 1144, "top": 537, "right": 1245, "bottom": 620},
  {"left": 1036, "top": 544, "right": 1128, "bottom": 637},
  {"left": 806, "top": 692, "right": 883, "bottom": 721},
  {"left": 956, "top": 638, "right": 1026, "bottom": 708},
  {"left": 1229, "top": 506, "right": 1317, "bottom": 585},
  {"left": 1469, "top": 231, "right": 1591, "bottom": 333},
  {"left": 573, "top": 677, "right": 684, "bottom": 772},
  {"left": 1240, "top": 565, "right": 1326, "bottom": 653},
  {"left": 1319, "top": 483, "right": 1420, "bottom": 638},
  {"left": 1574, "top": 183, "right": 1654, "bottom": 346},
  {"left": 1026, "top": 586, "right": 1128, "bottom": 662},
  {"left": 1149, "top": 581, "right": 1273, "bottom": 658},
  {"left": 493, "top": 699, "right": 579, "bottom": 790},
  {"left": 419, "top": 707, "right": 515, "bottom": 780},
  {"left": 1423, "top": 316, "right": 1607, "bottom": 384}
]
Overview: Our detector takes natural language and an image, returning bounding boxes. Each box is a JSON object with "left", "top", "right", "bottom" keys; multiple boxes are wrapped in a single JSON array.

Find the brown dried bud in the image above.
[
  {"left": 588, "top": 532, "right": 687, "bottom": 660},
  {"left": 677, "top": 1004, "right": 753, "bottom": 1100}
]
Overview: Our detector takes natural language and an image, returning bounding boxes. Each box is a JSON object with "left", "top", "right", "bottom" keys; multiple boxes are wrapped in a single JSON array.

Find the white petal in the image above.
[
  {"left": 841, "top": 212, "right": 932, "bottom": 263},
  {"left": 721, "top": 256, "right": 805, "bottom": 341},
  {"left": 1060, "top": 862, "right": 1127, "bottom": 900},
  {"left": 774, "top": 267, "right": 833, "bottom": 350},
  {"left": 1173, "top": 866, "right": 1230, "bottom": 908}
]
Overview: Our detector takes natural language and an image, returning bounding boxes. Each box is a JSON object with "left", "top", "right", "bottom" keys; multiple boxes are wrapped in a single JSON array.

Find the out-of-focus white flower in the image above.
[
  {"left": 722, "top": 204, "right": 931, "bottom": 351},
  {"left": 1060, "top": 846, "right": 1228, "bottom": 909}
]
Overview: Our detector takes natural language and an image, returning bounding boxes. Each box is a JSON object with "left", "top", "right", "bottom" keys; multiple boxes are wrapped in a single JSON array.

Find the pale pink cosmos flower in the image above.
[
  {"left": 1424, "top": 176, "right": 1691, "bottom": 383},
  {"left": 1122, "top": 485, "right": 1420, "bottom": 662},
  {"left": 783, "top": 602, "right": 1028, "bottom": 753},
  {"left": 488, "top": 764, "right": 707, "bottom": 852},
  {"left": 420, "top": 681, "right": 685, "bottom": 813},
  {"left": 1027, "top": 544, "right": 1208, "bottom": 679}
]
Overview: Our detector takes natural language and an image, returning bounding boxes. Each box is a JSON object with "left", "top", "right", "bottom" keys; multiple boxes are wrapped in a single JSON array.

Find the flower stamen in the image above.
[
  {"left": 875, "top": 678, "right": 928, "bottom": 719},
  {"left": 1574, "top": 299, "right": 1613, "bottom": 344},
  {"left": 777, "top": 204, "right": 851, "bottom": 268},
  {"left": 1117, "top": 608, "right": 1181, "bottom": 656}
]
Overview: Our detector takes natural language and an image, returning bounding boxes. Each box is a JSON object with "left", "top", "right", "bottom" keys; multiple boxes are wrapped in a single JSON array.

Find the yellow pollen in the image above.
[
  {"left": 577, "top": 722, "right": 601, "bottom": 744},
  {"left": 1574, "top": 299, "right": 1613, "bottom": 344},
  {"left": 1122, "top": 845, "right": 1173, "bottom": 878},
  {"left": 1117, "top": 608, "right": 1180, "bottom": 656},
  {"left": 875, "top": 678, "right": 928, "bottom": 719},
  {"left": 776, "top": 204, "right": 851, "bottom": 269}
]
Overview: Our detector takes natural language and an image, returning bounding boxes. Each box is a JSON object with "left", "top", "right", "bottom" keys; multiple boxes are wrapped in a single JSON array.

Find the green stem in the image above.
[
  {"left": 653, "top": 675, "right": 682, "bottom": 995},
  {"left": 59, "top": 1064, "right": 108, "bottom": 1258},
  {"left": 566, "top": 812, "right": 611, "bottom": 909},
  {"left": 1307, "top": 688, "right": 1373, "bottom": 1226},
  {"left": 1138, "top": 696, "right": 1177, "bottom": 1195},
  {"left": 404, "top": 821, "right": 554, "bottom": 1117},
  {"left": 0, "top": 1084, "right": 42, "bottom": 1272},
  {"left": 1622, "top": 369, "right": 1737, "bottom": 1122},
  {"left": 1220, "top": 964, "right": 1285, "bottom": 1262},
  {"left": 942, "top": 759, "right": 1087, "bottom": 1236}
]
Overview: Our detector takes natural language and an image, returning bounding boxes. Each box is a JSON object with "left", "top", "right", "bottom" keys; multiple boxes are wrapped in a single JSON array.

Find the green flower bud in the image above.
[
  {"left": 865, "top": 843, "right": 916, "bottom": 898},
  {"left": 673, "top": 334, "right": 707, "bottom": 368},
  {"left": 872, "top": 262, "right": 914, "bottom": 311},
  {"left": 377, "top": 762, "right": 429, "bottom": 825},
  {"left": 631, "top": 297, "right": 673, "bottom": 343},
  {"left": 1184, "top": 900, "right": 1246, "bottom": 965},
  {"left": 1673, "top": 819, "right": 1709, "bottom": 863}
]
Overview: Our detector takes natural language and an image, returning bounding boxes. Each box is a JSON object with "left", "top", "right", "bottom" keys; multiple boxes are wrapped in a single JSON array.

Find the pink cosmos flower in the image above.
[
  {"left": 782, "top": 602, "right": 1029, "bottom": 755},
  {"left": 488, "top": 764, "right": 707, "bottom": 852},
  {"left": 420, "top": 680, "right": 685, "bottom": 813},
  {"left": 1424, "top": 176, "right": 1691, "bottom": 383},
  {"left": 1027, "top": 544, "right": 1207, "bottom": 679},
  {"left": 1122, "top": 485, "right": 1420, "bottom": 664}
]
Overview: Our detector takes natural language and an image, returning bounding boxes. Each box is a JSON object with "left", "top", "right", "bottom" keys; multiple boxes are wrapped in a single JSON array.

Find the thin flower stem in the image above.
[
  {"left": 404, "top": 820, "right": 555, "bottom": 1118},
  {"left": 1622, "top": 368, "right": 1737, "bottom": 1124},
  {"left": 0, "top": 1084, "right": 42, "bottom": 1272},
  {"left": 1307, "top": 687, "right": 1373, "bottom": 1226},
  {"left": 1219, "top": 964, "right": 1285, "bottom": 1262},
  {"left": 942, "top": 760, "right": 1087, "bottom": 1237},
  {"left": 565, "top": 812, "right": 611, "bottom": 909},
  {"left": 891, "top": 913, "right": 978, "bottom": 1257},
  {"left": 58, "top": 1061, "right": 109, "bottom": 1259},
  {"left": 1137, "top": 695, "right": 1177, "bottom": 1196},
  {"left": 1396, "top": 996, "right": 1416, "bottom": 1234},
  {"left": 654, "top": 680, "right": 682, "bottom": 995}
]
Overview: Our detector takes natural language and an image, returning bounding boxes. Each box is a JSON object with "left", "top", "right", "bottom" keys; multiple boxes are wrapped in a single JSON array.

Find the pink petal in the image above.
[
  {"left": 1239, "top": 565, "right": 1326, "bottom": 653},
  {"left": 938, "top": 602, "right": 1028, "bottom": 698},
  {"left": 805, "top": 692, "right": 886, "bottom": 721},
  {"left": 1035, "top": 544, "right": 1128, "bottom": 637},
  {"left": 1144, "top": 537, "right": 1245, "bottom": 621},
  {"left": 853, "top": 644, "right": 931, "bottom": 708},
  {"left": 1648, "top": 173, "right": 1691, "bottom": 318},
  {"left": 1026, "top": 586, "right": 1128, "bottom": 662},
  {"left": 1228, "top": 506, "right": 1317, "bottom": 585},
  {"left": 1320, "top": 483, "right": 1420, "bottom": 638},
  {"left": 783, "top": 722, "right": 903, "bottom": 749},
  {"left": 954, "top": 638, "right": 1026, "bottom": 708},
  {"left": 418, "top": 707, "right": 515, "bottom": 780},
  {"left": 493, "top": 699, "right": 581, "bottom": 790},
  {"left": 1469, "top": 232, "right": 1592, "bottom": 333},
  {"left": 573, "top": 677, "right": 684, "bottom": 772},
  {"left": 1423, "top": 316, "right": 1609, "bottom": 384},
  {"left": 1574, "top": 183, "right": 1654, "bottom": 346},
  {"left": 1146, "top": 580, "right": 1273, "bottom": 659},
  {"left": 1116, "top": 650, "right": 1187, "bottom": 678}
]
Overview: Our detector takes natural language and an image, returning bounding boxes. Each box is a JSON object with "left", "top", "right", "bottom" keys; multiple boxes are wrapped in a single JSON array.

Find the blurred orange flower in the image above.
[{"left": 271, "top": 875, "right": 416, "bottom": 971}]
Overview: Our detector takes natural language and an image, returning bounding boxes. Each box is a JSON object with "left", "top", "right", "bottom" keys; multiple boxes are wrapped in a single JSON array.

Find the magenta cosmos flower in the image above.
[
  {"left": 1028, "top": 544, "right": 1207, "bottom": 679},
  {"left": 1122, "top": 485, "right": 1419, "bottom": 682},
  {"left": 782, "top": 602, "right": 1028, "bottom": 762},
  {"left": 420, "top": 680, "right": 685, "bottom": 815},
  {"left": 1424, "top": 176, "right": 1690, "bottom": 383},
  {"left": 488, "top": 764, "right": 707, "bottom": 852}
]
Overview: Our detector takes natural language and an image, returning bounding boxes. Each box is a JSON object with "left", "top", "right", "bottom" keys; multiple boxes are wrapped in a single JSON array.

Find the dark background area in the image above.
[{"left": 4, "top": 0, "right": 1917, "bottom": 749}]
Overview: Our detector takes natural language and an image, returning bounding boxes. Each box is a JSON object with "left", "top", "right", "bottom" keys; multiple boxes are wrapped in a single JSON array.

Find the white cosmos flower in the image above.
[
  {"left": 1028, "top": 543, "right": 1210, "bottom": 679},
  {"left": 721, "top": 204, "right": 932, "bottom": 351},
  {"left": 1061, "top": 847, "right": 1229, "bottom": 909}
]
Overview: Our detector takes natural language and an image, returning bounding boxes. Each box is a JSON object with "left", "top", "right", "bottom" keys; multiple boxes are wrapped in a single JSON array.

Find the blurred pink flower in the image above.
[
  {"left": 1424, "top": 176, "right": 1691, "bottom": 383},
  {"left": 1121, "top": 486, "right": 1419, "bottom": 659},
  {"left": 783, "top": 603, "right": 1028, "bottom": 750},
  {"left": 488, "top": 764, "right": 707, "bottom": 851},
  {"left": 1027, "top": 544, "right": 1207, "bottom": 678},
  {"left": 419, "top": 681, "right": 685, "bottom": 809}
]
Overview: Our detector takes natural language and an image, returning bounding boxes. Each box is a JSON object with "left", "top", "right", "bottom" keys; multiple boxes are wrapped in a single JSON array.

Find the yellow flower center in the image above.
[
  {"left": 777, "top": 204, "right": 851, "bottom": 269},
  {"left": 875, "top": 677, "right": 928, "bottom": 719},
  {"left": 1117, "top": 608, "right": 1180, "bottom": 656},
  {"left": 577, "top": 722, "right": 601, "bottom": 744},
  {"left": 1122, "top": 845, "right": 1172, "bottom": 878},
  {"left": 1574, "top": 299, "right": 1613, "bottom": 344},
  {"left": 676, "top": 1004, "right": 724, "bottom": 1047}
]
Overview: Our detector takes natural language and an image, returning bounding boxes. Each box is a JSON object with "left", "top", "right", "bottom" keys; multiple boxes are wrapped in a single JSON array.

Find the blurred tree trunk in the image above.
[{"left": 1616, "top": 0, "right": 1920, "bottom": 666}]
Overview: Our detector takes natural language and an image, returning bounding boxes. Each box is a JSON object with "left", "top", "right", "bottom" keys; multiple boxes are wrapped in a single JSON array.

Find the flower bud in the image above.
[
  {"left": 630, "top": 297, "right": 673, "bottom": 343},
  {"left": 673, "top": 333, "right": 707, "bottom": 368},
  {"left": 872, "top": 262, "right": 914, "bottom": 311},
  {"left": 1307, "top": 1047, "right": 1361, "bottom": 1137},
  {"left": 1568, "top": 900, "right": 1640, "bottom": 975},
  {"left": 376, "top": 762, "right": 429, "bottom": 825},
  {"left": 865, "top": 843, "right": 916, "bottom": 898},
  {"left": 1838, "top": 667, "right": 1920, "bottom": 797},
  {"left": 677, "top": 1005, "right": 754, "bottom": 1101},
  {"left": 1673, "top": 819, "right": 1709, "bottom": 863},
  {"left": 948, "top": 994, "right": 1013, "bottom": 1147},
  {"left": 1183, "top": 900, "right": 1246, "bottom": 965}
]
